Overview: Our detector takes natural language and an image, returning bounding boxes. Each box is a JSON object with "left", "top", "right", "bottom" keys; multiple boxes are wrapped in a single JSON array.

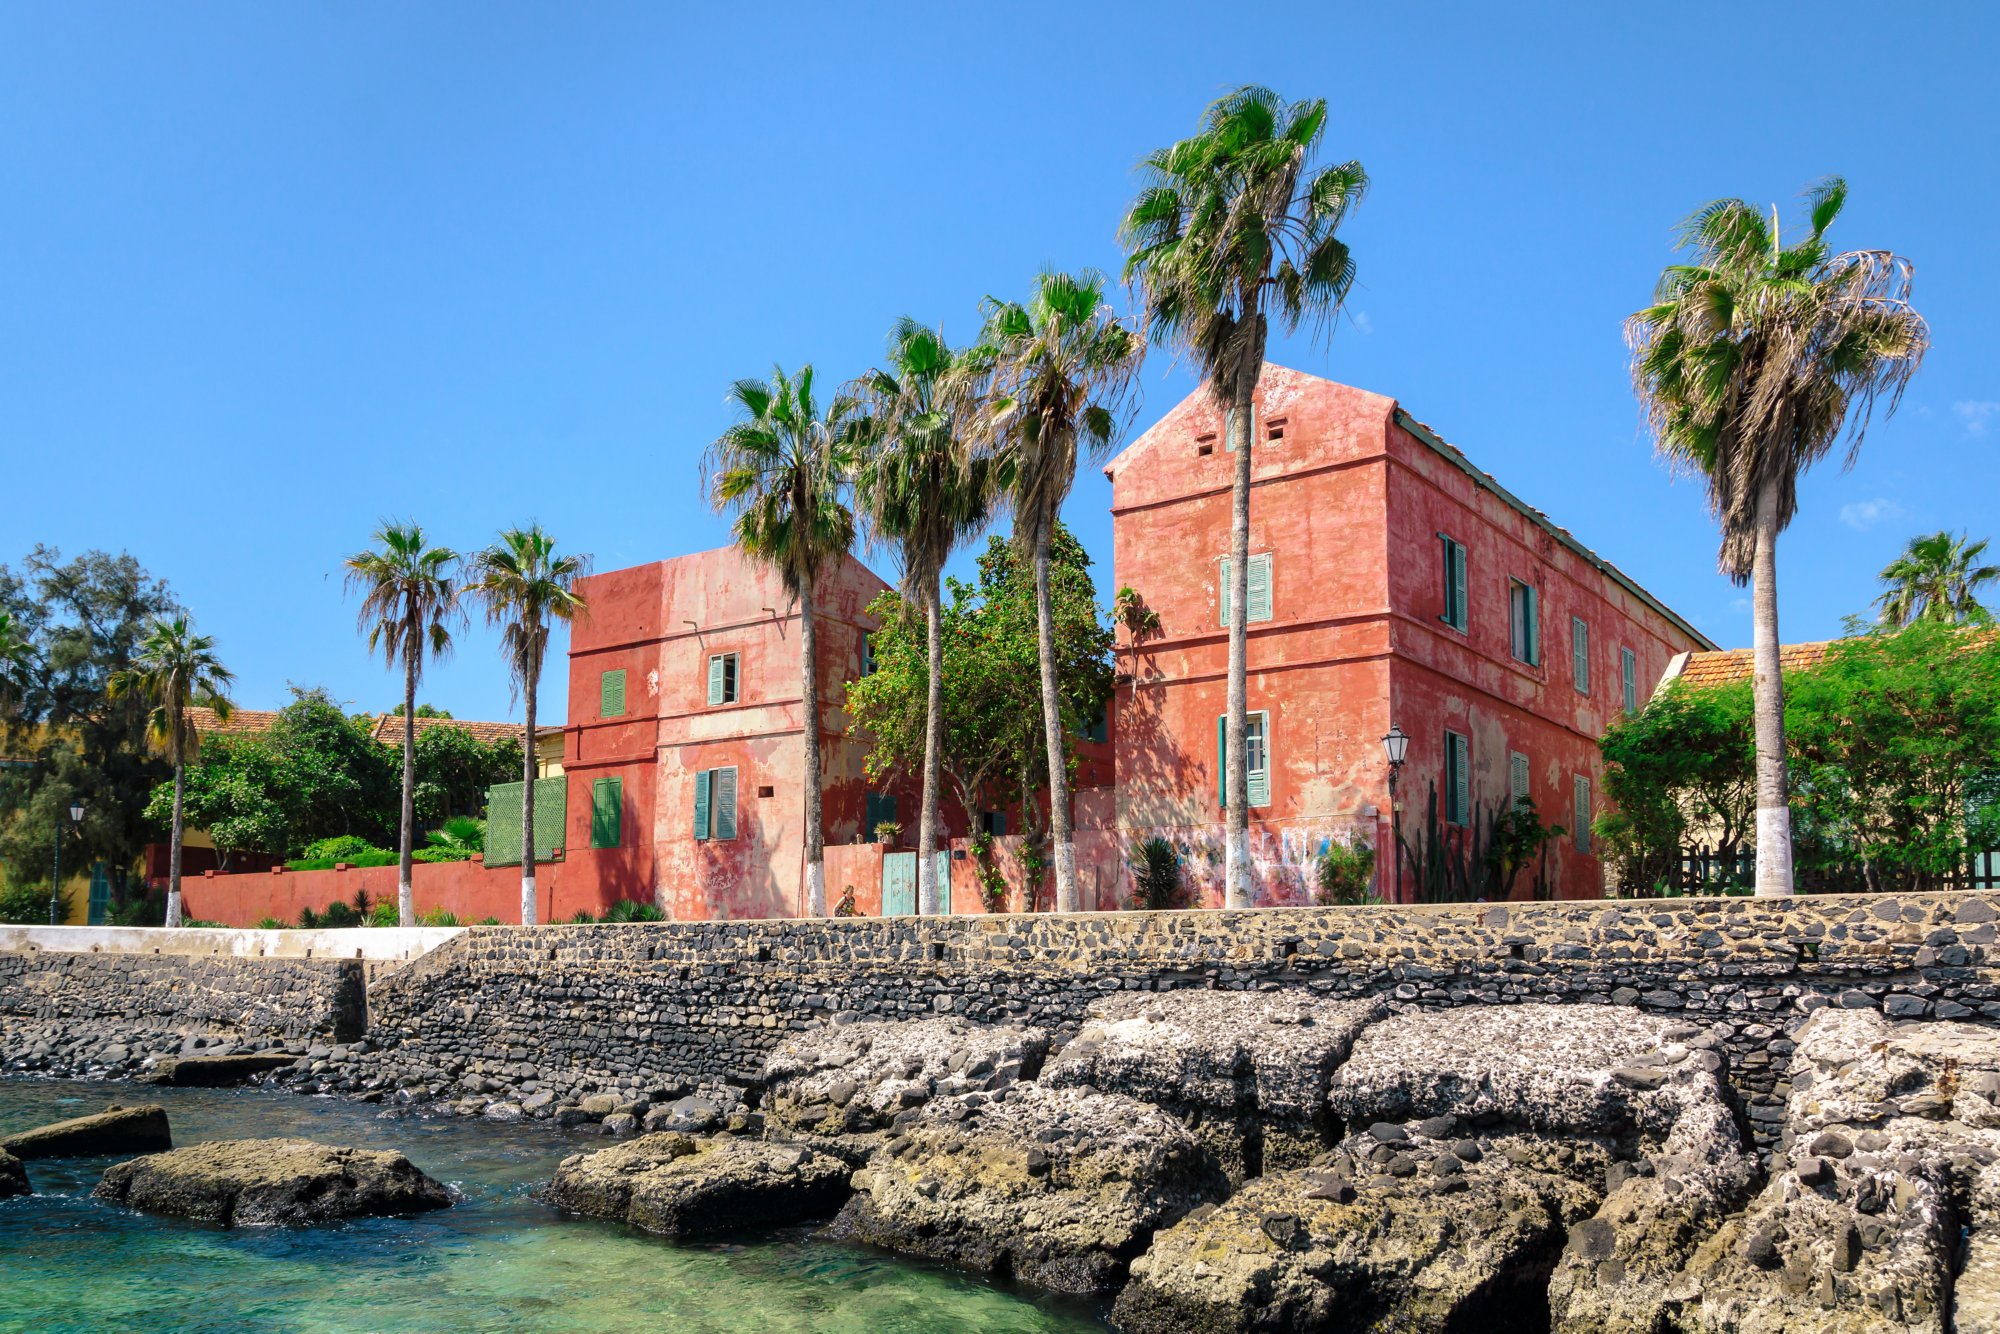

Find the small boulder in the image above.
[
  {"left": 0, "top": 1150, "right": 27, "bottom": 1198},
  {"left": 824, "top": 1082, "right": 1228, "bottom": 1295},
  {"left": 94, "top": 1138, "right": 452, "bottom": 1226},
  {"left": 3, "top": 1104, "right": 172, "bottom": 1160},
  {"left": 139, "top": 1053, "right": 299, "bottom": 1087},
  {"left": 547, "top": 1133, "right": 851, "bottom": 1239}
]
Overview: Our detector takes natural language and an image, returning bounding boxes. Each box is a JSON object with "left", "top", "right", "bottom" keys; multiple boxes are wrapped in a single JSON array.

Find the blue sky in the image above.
[{"left": 3, "top": 2, "right": 1994, "bottom": 722}]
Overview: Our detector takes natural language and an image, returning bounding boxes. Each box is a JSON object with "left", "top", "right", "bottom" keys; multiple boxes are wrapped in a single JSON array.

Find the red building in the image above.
[{"left": 1105, "top": 366, "right": 1714, "bottom": 903}]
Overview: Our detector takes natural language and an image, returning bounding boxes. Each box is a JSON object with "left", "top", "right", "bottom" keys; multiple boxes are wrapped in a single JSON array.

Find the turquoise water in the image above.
[{"left": 0, "top": 1079, "right": 1107, "bottom": 1334}]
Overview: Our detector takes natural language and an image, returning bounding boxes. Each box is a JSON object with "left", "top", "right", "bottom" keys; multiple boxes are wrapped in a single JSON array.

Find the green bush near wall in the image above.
[{"left": 483, "top": 776, "right": 566, "bottom": 867}]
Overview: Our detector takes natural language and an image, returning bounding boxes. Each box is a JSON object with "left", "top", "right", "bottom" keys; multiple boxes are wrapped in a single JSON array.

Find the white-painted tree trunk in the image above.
[
  {"left": 1223, "top": 381, "right": 1254, "bottom": 911},
  {"left": 1750, "top": 473, "right": 1794, "bottom": 897}
]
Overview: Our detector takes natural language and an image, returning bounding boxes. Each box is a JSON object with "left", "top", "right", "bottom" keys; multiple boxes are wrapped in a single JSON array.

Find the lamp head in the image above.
[{"left": 1380, "top": 724, "right": 1410, "bottom": 768}]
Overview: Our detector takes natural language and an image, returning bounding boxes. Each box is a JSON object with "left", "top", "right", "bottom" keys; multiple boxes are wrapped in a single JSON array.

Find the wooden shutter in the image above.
[
  {"left": 1248, "top": 553, "right": 1272, "bottom": 623},
  {"left": 1525, "top": 586, "right": 1539, "bottom": 664},
  {"left": 591, "top": 777, "right": 622, "bottom": 849},
  {"left": 1216, "top": 713, "right": 1227, "bottom": 807},
  {"left": 1510, "top": 751, "right": 1530, "bottom": 809},
  {"left": 707, "top": 655, "right": 725, "bottom": 705},
  {"left": 601, "top": 669, "right": 626, "bottom": 719},
  {"left": 1248, "top": 711, "right": 1270, "bottom": 806},
  {"left": 1622, "top": 648, "right": 1638, "bottom": 713},
  {"left": 1572, "top": 617, "right": 1589, "bottom": 694},
  {"left": 693, "top": 768, "right": 712, "bottom": 841},
  {"left": 1574, "top": 775, "right": 1592, "bottom": 851},
  {"left": 1447, "top": 731, "right": 1470, "bottom": 826},
  {"left": 714, "top": 766, "right": 737, "bottom": 840},
  {"left": 1218, "top": 557, "right": 1233, "bottom": 627},
  {"left": 1451, "top": 541, "right": 1468, "bottom": 630}
]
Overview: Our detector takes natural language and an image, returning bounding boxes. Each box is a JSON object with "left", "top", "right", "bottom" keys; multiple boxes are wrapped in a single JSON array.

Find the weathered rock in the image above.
[
  {"left": 139, "top": 1052, "right": 299, "bottom": 1087},
  {"left": 1672, "top": 1009, "right": 2000, "bottom": 1332},
  {"left": 1043, "top": 991, "right": 1382, "bottom": 1178},
  {"left": 94, "top": 1138, "right": 452, "bottom": 1226},
  {"left": 2, "top": 1103, "right": 172, "bottom": 1160},
  {"left": 1115, "top": 1130, "right": 1606, "bottom": 1332},
  {"left": 0, "top": 1149, "right": 27, "bottom": 1198},
  {"left": 547, "top": 1133, "right": 851, "bottom": 1238},
  {"left": 761, "top": 1016, "right": 1049, "bottom": 1161},
  {"left": 825, "top": 1081, "right": 1228, "bottom": 1295}
]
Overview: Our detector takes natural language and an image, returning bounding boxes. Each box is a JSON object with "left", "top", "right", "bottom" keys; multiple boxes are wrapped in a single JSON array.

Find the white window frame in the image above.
[
  {"left": 707, "top": 652, "right": 739, "bottom": 706},
  {"left": 1219, "top": 553, "right": 1273, "bottom": 627}
]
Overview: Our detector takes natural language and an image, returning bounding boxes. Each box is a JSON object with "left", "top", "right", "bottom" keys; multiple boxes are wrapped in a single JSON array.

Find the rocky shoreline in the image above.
[{"left": 10, "top": 988, "right": 2000, "bottom": 1330}]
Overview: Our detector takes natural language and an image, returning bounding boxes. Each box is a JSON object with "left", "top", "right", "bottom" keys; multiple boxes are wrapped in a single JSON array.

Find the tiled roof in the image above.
[
  {"left": 186, "top": 707, "right": 282, "bottom": 736},
  {"left": 368, "top": 714, "right": 562, "bottom": 748},
  {"left": 1667, "top": 641, "right": 1832, "bottom": 689}
]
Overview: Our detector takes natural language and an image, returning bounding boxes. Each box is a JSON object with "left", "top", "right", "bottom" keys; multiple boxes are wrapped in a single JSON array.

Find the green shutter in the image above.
[
  {"left": 707, "top": 655, "right": 724, "bottom": 705},
  {"left": 1218, "top": 557, "right": 1233, "bottom": 627},
  {"left": 1216, "top": 713, "right": 1227, "bottom": 807},
  {"left": 601, "top": 669, "right": 627, "bottom": 719},
  {"left": 1445, "top": 731, "right": 1470, "bottom": 826},
  {"left": 714, "top": 766, "right": 737, "bottom": 840},
  {"left": 1510, "top": 751, "right": 1530, "bottom": 808},
  {"left": 1526, "top": 586, "right": 1539, "bottom": 664},
  {"left": 1247, "top": 712, "right": 1270, "bottom": 806},
  {"left": 693, "top": 769, "right": 712, "bottom": 840},
  {"left": 1574, "top": 775, "right": 1592, "bottom": 851},
  {"left": 1248, "top": 553, "right": 1272, "bottom": 623},
  {"left": 483, "top": 776, "right": 566, "bottom": 866},
  {"left": 591, "top": 777, "right": 622, "bottom": 849},
  {"left": 1452, "top": 542, "right": 1468, "bottom": 630},
  {"left": 1572, "top": 617, "right": 1589, "bottom": 693},
  {"left": 1622, "top": 648, "right": 1638, "bottom": 713}
]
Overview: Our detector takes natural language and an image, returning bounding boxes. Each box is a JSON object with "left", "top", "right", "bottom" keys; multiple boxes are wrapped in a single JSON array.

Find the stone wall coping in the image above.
[{"left": 0, "top": 924, "right": 461, "bottom": 962}]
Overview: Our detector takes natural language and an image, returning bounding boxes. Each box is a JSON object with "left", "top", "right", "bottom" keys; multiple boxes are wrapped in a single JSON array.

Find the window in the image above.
[
  {"left": 1439, "top": 535, "right": 1468, "bottom": 632},
  {"left": 591, "top": 777, "right": 623, "bottom": 849},
  {"left": 1216, "top": 710, "right": 1272, "bottom": 808},
  {"left": 1445, "top": 730, "right": 1470, "bottom": 826},
  {"left": 980, "top": 810, "right": 1007, "bottom": 837},
  {"left": 707, "top": 652, "right": 739, "bottom": 705},
  {"left": 1509, "top": 581, "right": 1539, "bottom": 665},
  {"left": 1572, "top": 617, "right": 1590, "bottom": 695},
  {"left": 692, "top": 767, "right": 738, "bottom": 841},
  {"left": 1265, "top": 417, "right": 1287, "bottom": 442},
  {"left": 1621, "top": 648, "right": 1639, "bottom": 714},
  {"left": 600, "top": 668, "right": 627, "bottom": 719},
  {"left": 1509, "top": 751, "right": 1530, "bottom": 810},
  {"left": 1219, "top": 553, "right": 1273, "bottom": 626},
  {"left": 862, "top": 635, "right": 877, "bottom": 676},
  {"left": 1574, "top": 774, "right": 1592, "bottom": 852},
  {"left": 1074, "top": 704, "right": 1108, "bottom": 744},
  {"left": 864, "top": 792, "right": 897, "bottom": 840}
]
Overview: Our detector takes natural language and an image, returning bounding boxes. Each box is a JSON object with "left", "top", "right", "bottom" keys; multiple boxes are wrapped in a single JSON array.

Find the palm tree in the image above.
[
  {"left": 1875, "top": 531, "right": 1997, "bottom": 628},
  {"left": 470, "top": 524, "right": 589, "bottom": 926},
  {"left": 704, "top": 364, "right": 860, "bottom": 917},
  {"left": 853, "top": 320, "right": 994, "bottom": 916},
  {"left": 1121, "top": 85, "right": 1367, "bottom": 910},
  {"left": 1628, "top": 178, "right": 1928, "bottom": 896},
  {"left": 0, "top": 610, "right": 31, "bottom": 718},
  {"left": 345, "top": 524, "right": 460, "bottom": 926},
  {"left": 108, "top": 615, "right": 234, "bottom": 928},
  {"left": 964, "top": 271, "right": 1143, "bottom": 912}
]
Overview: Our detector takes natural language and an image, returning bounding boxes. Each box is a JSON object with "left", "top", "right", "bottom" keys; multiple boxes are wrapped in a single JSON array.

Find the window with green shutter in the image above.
[
  {"left": 1509, "top": 750, "right": 1530, "bottom": 809},
  {"left": 1439, "top": 535, "right": 1468, "bottom": 632},
  {"left": 591, "top": 777, "right": 622, "bottom": 848},
  {"left": 713, "top": 766, "right": 737, "bottom": 840},
  {"left": 600, "top": 668, "right": 627, "bottom": 719},
  {"left": 1509, "top": 582, "right": 1539, "bottom": 665},
  {"left": 693, "top": 769, "right": 711, "bottom": 840},
  {"left": 1216, "top": 710, "right": 1271, "bottom": 808},
  {"left": 1572, "top": 616, "right": 1590, "bottom": 694},
  {"left": 689, "top": 766, "right": 739, "bottom": 842},
  {"left": 1219, "top": 554, "right": 1273, "bottom": 627},
  {"left": 1621, "top": 648, "right": 1639, "bottom": 714},
  {"left": 1574, "top": 774, "right": 1592, "bottom": 852},
  {"left": 1445, "top": 730, "right": 1470, "bottom": 826},
  {"left": 707, "top": 653, "right": 738, "bottom": 705},
  {"left": 865, "top": 792, "right": 896, "bottom": 840}
]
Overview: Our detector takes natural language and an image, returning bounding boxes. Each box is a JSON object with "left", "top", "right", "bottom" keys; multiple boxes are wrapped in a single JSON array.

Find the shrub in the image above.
[
  {"left": 970, "top": 832, "right": 1009, "bottom": 914},
  {"left": 108, "top": 893, "right": 165, "bottom": 928},
  {"left": 602, "top": 898, "right": 665, "bottom": 923},
  {"left": 1315, "top": 839, "right": 1380, "bottom": 906},
  {"left": 568, "top": 909, "right": 597, "bottom": 924},
  {"left": 315, "top": 900, "right": 362, "bottom": 929},
  {"left": 416, "top": 907, "right": 461, "bottom": 927},
  {"left": 298, "top": 835, "right": 380, "bottom": 863},
  {"left": 1126, "top": 836, "right": 1186, "bottom": 911},
  {"left": 367, "top": 901, "right": 399, "bottom": 928},
  {"left": 255, "top": 916, "right": 286, "bottom": 930},
  {"left": 0, "top": 880, "right": 68, "bottom": 925},
  {"left": 475, "top": 916, "right": 501, "bottom": 926}
]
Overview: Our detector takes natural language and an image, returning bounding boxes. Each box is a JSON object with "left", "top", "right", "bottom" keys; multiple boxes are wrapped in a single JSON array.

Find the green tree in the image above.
[
  {"left": 853, "top": 319, "right": 993, "bottom": 915},
  {"left": 1875, "top": 530, "right": 1997, "bottom": 628},
  {"left": 345, "top": 524, "right": 460, "bottom": 927},
  {"left": 107, "top": 615, "right": 235, "bottom": 927},
  {"left": 413, "top": 723, "right": 523, "bottom": 826},
  {"left": 963, "top": 272, "right": 1141, "bottom": 912},
  {"left": 846, "top": 524, "right": 1112, "bottom": 854},
  {"left": 143, "top": 734, "right": 287, "bottom": 869},
  {"left": 469, "top": 524, "right": 589, "bottom": 926},
  {"left": 1596, "top": 679, "right": 1756, "bottom": 893},
  {"left": 1627, "top": 178, "right": 1929, "bottom": 896},
  {"left": 0, "top": 610, "right": 30, "bottom": 718},
  {"left": 1121, "top": 85, "right": 1367, "bottom": 910},
  {"left": 704, "top": 364, "right": 859, "bottom": 917}
]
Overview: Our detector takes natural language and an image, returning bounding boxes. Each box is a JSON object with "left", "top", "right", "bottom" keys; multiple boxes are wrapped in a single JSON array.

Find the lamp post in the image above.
[
  {"left": 1380, "top": 726, "right": 1409, "bottom": 903},
  {"left": 49, "top": 801, "right": 84, "bottom": 927}
]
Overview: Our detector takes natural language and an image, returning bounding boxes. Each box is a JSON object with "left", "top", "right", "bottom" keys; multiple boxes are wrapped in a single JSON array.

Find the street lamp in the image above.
[
  {"left": 1380, "top": 726, "right": 1409, "bottom": 903},
  {"left": 49, "top": 801, "right": 84, "bottom": 927}
]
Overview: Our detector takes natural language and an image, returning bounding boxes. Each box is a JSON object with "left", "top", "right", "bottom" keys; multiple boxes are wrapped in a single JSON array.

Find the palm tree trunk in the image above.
[
  {"left": 1223, "top": 369, "right": 1255, "bottom": 910},
  {"left": 521, "top": 651, "right": 539, "bottom": 926},
  {"left": 398, "top": 645, "right": 417, "bottom": 926},
  {"left": 1750, "top": 473, "right": 1794, "bottom": 896},
  {"left": 1034, "top": 522, "right": 1079, "bottom": 913},
  {"left": 166, "top": 745, "right": 186, "bottom": 930},
  {"left": 800, "top": 589, "right": 827, "bottom": 916},
  {"left": 917, "top": 575, "right": 944, "bottom": 917}
]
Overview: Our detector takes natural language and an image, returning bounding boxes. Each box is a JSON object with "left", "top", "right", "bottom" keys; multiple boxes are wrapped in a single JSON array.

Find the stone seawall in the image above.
[
  {"left": 1, "top": 949, "right": 366, "bottom": 1049},
  {"left": 365, "top": 891, "right": 2000, "bottom": 1153}
]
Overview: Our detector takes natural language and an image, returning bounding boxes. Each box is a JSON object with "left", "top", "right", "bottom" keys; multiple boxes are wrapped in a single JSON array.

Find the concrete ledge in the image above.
[{"left": 0, "top": 925, "right": 461, "bottom": 963}]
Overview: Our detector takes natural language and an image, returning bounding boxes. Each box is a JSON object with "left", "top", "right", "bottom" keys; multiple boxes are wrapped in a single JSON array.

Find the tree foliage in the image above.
[{"left": 1875, "top": 530, "right": 1997, "bottom": 629}]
